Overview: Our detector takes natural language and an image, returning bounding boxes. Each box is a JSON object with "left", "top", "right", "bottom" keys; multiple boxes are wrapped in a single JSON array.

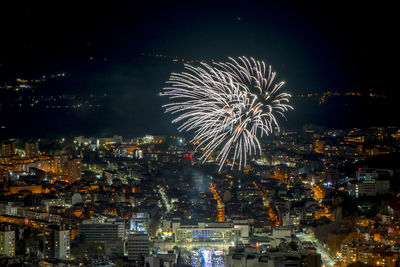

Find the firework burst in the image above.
[{"left": 162, "top": 57, "right": 293, "bottom": 171}]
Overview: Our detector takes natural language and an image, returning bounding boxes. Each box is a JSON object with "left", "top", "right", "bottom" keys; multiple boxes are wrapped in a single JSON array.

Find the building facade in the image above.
[
  {"left": 44, "top": 226, "right": 70, "bottom": 260},
  {"left": 0, "top": 228, "right": 15, "bottom": 257},
  {"left": 127, "top": 233, "right": 149, "bottom": 261}
]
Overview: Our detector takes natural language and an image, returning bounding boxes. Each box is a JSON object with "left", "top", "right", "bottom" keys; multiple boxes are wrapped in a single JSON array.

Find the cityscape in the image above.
[
  {"left": 1, "top": 126, "right": 400, "bottom": 266},
  {"left": 1, "top": 1, "right": 399, "bottom": 267}
]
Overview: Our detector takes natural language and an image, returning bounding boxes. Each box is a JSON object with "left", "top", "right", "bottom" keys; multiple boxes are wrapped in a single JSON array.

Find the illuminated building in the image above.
[
  {"left": 142, "top": 135, "right": 154, "bottom": 143},
  {"left": 97, "top": 135, "right": 122, "bottom": 146},
  {"left": 2, "top": 155, "right": 64, "bottom": 174},
  {"left": 0, "top": 226, "right": 15, "bottom": 257},
  {"left": 1, "top": 140, "right": 16, "bottom": 157},
  {"left": 25, "top": 139, "right": 40, "bottom": 158},
  {"left": 65, "top": 158, "right": 81, "bottom": 183},
  {"left": 127, "top": 232, "right": 149, "bottom": 261},
  {"left": 44, "top": 225, "right": 70, "bottom": 260},
  {"left": 134, "top": 149, "right": 143, "bottom": 159},
  {"left": 171, "top": 221, "right": 249, "bottom": 243},
  {"left": 282, "top": 211, "right": 300, "bottom": 226},
  {"left": 294, "top": 207, "right": 314, "bottom": 224},
  {"left": 347, "top": 179, "right": 390, "bottom": 197},
  {"left": 130, "top": 213, "right": 149, "bottom": 233},
  {"left": 340, "top": 240, "right": 398, "bottom": 266},
  {"left": 42, "top": 198, "right": 66, "bottom": 210}
]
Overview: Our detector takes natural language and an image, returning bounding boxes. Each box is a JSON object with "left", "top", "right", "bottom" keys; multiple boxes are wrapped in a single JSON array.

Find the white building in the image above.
[
  {"left": 44, "top": 227, "right": 70, "bottom": 260},
  {"left": 54, "top": 230, "right": 70, "bottom": 260},
  {"left": 272, "top": 226, "right": 294, "bottom": 240},
  {"left": 347, "top": 179, "right": 390, "bottom": 197}
]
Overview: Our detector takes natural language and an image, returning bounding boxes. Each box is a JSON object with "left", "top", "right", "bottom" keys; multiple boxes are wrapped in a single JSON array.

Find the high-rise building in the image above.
[
  {"left": 0, "top": 226, "right": 15, "bottom": 257},
  {"left": 25, "top": 139, "right": 40, "bottom": 158},
  {"left": 127, "top": 233, "right": 149, "bottom": 261},
  {"left": 79, "top": 218, "right": 125, "bottom": 241},
  {"left": 78, "top": 218, "right": 125, "bottom": 258},
  {"left": 44, "top": 225, "right": 70, "bottom": 260},
  {"left": 65, "top": 158, "right": 81, "bottom": 183},
  {"left": 1, "top": 140, "right": 16, "bottom": 158}
]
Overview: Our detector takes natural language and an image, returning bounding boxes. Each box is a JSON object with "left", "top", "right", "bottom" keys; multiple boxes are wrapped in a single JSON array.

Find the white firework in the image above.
[{"left": 162, "top": 56, "right": 293, "bottom": 171}]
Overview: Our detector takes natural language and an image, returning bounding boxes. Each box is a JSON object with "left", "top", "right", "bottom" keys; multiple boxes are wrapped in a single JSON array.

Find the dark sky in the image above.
[{"left": 0, "top": 1, "right": 398, "bottom": 137}]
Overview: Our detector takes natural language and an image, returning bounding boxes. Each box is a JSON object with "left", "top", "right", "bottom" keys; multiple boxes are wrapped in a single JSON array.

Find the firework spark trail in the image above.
[{"left": 162, "top": 57, "right": 293, "bottom": 171}]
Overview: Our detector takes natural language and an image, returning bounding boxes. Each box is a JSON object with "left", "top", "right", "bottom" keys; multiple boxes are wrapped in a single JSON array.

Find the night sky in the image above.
[{"left": 0, "top": 1, "right": 398, "bottom": 138}]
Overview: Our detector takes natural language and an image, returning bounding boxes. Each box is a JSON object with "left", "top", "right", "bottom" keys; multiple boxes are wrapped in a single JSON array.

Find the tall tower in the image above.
[
  {"left": 25, "top": 139, "right": 40, "bottom": 158},
  {"left": 44, "top": 225, "right": 70, "bottom": 260},
  {"left": 65, "top": 159, "right": 81, "bottom": 183}
]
